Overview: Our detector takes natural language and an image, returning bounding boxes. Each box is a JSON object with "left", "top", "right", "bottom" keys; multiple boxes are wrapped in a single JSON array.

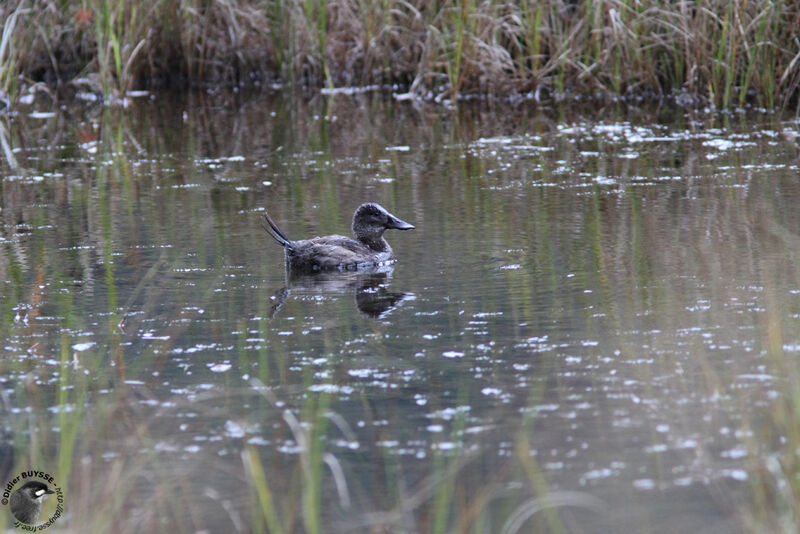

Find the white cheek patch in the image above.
[{"left": 34, "top": 489, "right": 46, "bottom": 498}]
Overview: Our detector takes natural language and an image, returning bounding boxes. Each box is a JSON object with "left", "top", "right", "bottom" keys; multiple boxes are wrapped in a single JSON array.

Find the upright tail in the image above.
[{"left": 262, "top": 212, "right": 293, "bottom": 250}]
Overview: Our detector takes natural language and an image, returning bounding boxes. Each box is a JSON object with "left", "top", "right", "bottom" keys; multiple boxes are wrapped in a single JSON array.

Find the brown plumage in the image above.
[{"left": 263, "top": 203, "right": 415, "bottom": 273}]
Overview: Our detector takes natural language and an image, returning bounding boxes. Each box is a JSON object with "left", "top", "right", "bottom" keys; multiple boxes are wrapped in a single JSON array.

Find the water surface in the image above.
[{"left": 1, "top": 92, "right": 799, "bottom": 532}]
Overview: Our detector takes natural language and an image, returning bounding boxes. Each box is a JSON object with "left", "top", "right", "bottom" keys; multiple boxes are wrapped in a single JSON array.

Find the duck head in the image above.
[{"left": 352, "top": 203, "right": 415, "bottom": 251}]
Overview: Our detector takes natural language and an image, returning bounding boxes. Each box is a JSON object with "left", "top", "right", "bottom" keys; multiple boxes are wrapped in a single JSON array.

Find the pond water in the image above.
[{"left": 1, "top": 91, "right": 800, "bottom": 533}]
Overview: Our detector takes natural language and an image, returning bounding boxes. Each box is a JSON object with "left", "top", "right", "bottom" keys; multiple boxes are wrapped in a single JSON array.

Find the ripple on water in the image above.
[{"left": 5, "top": 99, "right": 800, "bottom": 533}]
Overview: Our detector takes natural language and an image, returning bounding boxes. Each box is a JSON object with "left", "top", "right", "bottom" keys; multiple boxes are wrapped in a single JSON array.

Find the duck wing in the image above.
[{"left": 287, "top": 235, "right": 388, "bottom": 271}]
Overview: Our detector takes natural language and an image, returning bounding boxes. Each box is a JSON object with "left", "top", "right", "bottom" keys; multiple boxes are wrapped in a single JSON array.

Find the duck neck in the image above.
[
  {"left": 354, "top": 227, "right": 388, "bottom": 252},
  {"left": 364, "top": 235, "right": 389, "bottom": 252}
]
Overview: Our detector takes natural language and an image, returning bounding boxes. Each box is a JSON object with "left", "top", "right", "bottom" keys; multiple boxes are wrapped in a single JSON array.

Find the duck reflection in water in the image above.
[
  {"left": 269, "top": 268, "right": 415, "bottom": 319},
  {"left": 263, "top": 203, "right": 416, "bottom": 318}
]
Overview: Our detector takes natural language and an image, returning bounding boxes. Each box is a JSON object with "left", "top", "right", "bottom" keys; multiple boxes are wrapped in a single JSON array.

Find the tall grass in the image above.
[
  {"left": 0, "top": 3, "right": 22, "bottom": 105},
  {"left": 0, "top": 0, "right": 798, "bottom": 107}
]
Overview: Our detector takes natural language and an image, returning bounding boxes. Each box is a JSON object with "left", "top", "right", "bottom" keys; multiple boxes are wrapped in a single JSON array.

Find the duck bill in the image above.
[{"left": 387, "top": 214, "right": 415, "bottom": 230}]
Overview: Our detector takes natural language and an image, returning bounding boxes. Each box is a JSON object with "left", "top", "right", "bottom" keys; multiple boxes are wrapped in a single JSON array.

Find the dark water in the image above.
[{"left": 1, "top": 91, "right": 800, "bottom": 532}]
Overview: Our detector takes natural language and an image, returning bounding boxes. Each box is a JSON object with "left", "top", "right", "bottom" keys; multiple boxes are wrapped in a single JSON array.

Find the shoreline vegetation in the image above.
[{"left": 2, "top": 1, "right": 800, "bottom": 109}]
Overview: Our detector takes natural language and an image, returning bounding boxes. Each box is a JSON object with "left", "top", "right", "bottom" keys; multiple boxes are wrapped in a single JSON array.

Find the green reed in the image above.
[
  {"left": 242, "top": 370, "right": 346, "bottom": 534},
  {"left": 304, "top": 0, "right": 333, "bottom": 89},
  {"left": 244, "top": 446, "right": 285, "bottom": 534},
  {"left": 435, "top": 0, "right": 473, "bottom": 101},
  {"left": 518, "top": 0, "right": 544, "bottom": 83},
  {"left": 0, "top": 4, "right": 21, "bottom": 103}
]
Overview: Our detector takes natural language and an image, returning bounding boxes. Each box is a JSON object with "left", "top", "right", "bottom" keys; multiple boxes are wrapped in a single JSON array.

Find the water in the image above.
[{"left": 1, "top": 91, "right": 799, "bottom": 532}]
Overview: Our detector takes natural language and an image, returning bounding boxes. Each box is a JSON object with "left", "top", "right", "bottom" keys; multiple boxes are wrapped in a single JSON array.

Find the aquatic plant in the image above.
[
  {"left": 0, "top": 3, "right": 21, "bottom": 106},
  {"left": 0, "top": 1, "right": 798, "bottom": 107}
]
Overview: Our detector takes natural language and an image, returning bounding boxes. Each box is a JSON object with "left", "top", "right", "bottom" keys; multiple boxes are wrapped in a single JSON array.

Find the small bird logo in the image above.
[{"left": 9, "top": 481, "right": 54, "bottom": 525}]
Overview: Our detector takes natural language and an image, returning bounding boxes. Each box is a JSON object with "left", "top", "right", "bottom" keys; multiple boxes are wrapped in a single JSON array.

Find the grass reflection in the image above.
[{"left": 1, "top": 94, "right": 800, "bottom": 532}]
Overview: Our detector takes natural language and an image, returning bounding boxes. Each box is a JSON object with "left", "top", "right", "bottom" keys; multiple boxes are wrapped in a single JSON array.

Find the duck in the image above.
[
  {"left": 263, "top": 202, "right": 415, "bottom": 273},
  {"left": 10, "top": 481, "right": 54, "bottom": 525}
]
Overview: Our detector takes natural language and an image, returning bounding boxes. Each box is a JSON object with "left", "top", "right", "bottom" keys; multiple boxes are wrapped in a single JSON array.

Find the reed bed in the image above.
[{"left": 0, "top": 0, "right": 799, "bottom": 108}]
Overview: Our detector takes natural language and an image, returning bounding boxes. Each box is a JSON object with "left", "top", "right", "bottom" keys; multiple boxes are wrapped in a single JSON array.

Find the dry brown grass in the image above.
[{"left": 1, "top": 1, "right": 799, "bottom": 107}]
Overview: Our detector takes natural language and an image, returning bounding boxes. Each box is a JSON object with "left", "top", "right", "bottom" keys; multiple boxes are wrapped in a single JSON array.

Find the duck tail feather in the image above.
[{"left": 262, "top": 212, "right": 293, "bottom": 249}]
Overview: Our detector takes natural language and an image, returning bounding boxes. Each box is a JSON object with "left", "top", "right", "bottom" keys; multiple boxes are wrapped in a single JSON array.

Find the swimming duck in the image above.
[{"left": 263, "top": 203, "right": 414, "bottom": 273}]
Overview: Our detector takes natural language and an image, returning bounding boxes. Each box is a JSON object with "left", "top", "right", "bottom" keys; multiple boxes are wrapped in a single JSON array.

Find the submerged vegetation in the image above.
[{"left": 1, "top": 0, "right": 800, "bottom": 108}]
